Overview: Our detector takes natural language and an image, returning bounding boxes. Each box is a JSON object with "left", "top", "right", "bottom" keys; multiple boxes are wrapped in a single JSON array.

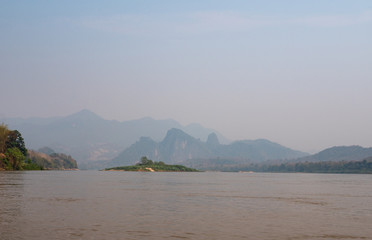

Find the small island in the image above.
[{"left": 104, "top": 156, "right": 200, "bottom": 172}]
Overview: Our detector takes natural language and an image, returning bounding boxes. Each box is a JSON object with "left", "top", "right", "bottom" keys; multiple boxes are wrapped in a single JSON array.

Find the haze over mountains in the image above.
[
  {"left": 0, "top": 109, "right": 229, "bottom": 163},
  {"left": 294, "top": 146, "right": 372, "bottom": 163},
  {"left": 107, "top": 128, "right": 308, "bottom": 169},
  {"left": 2, "top": 109, "right": 372, "bottom": 171}
]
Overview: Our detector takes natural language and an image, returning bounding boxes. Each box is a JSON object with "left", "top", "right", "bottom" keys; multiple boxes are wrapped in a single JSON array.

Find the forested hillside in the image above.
[{"left": 28, "top": 150, "right": 78, "bottom": 170}]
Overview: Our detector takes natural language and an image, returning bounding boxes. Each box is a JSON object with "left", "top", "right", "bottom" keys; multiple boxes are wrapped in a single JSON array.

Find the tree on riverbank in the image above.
[
  {"left": 0, "top": 123, "right": 9, "bottom": 153},
  {"left": 0, "top": 123, "right": 42, "bottom": 170}
]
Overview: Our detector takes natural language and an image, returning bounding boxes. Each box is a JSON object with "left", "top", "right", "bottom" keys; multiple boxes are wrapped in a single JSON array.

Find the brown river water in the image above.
[{"left": 1, "top": 171, "right": 372, "bottom": 240}]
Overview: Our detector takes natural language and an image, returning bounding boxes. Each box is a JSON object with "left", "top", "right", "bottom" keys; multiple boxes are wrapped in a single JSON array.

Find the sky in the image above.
[{"left": 1, "top": 0, "right": 371, "bottom": 153}]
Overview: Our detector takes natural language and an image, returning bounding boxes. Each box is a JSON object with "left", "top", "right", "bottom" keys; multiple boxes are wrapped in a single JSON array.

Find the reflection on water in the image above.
[{"left": 1, "top": 171, "right": 372, "bottom": 240}]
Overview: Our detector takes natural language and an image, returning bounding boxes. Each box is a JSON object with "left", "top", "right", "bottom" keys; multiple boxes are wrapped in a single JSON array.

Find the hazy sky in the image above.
[{"left": 1, "top": 0, "right": 371, "bottom": 153}]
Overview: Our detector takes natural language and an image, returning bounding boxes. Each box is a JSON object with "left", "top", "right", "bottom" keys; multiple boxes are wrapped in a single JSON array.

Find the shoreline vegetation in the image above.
[
  {"left": 1, "top": 123, "right": 42, "bottom": 170},
  {"left": 1, "top": 123, "right": 78, "bottom": 171},
  {"left": 189, "top": 158, "right": 372, "bottom": 174},
  {"left": 104, "top": 156, "right": 200, "bottom": 172}
]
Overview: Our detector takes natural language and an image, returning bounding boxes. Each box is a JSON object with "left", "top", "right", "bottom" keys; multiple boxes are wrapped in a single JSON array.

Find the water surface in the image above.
[{"left": 1, "top": 171, "right": 371, "bottom": 240}]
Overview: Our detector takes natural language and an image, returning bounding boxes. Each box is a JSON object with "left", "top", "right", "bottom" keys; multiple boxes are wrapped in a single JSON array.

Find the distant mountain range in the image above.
[
  {"left": 106, "top": 128, "right": 308, "bottom": 169},
  {"left": 183, "top": 145, "right": 372, "bottom": 172},
  {"left": 0, "top": 109, "right": 229, "bottom": 163},
  {"left": 3, "top": 109, "right": 372, "bottom": 172},
  {"left": 294, "top": 146, "right": 372, "bottom": 163}
]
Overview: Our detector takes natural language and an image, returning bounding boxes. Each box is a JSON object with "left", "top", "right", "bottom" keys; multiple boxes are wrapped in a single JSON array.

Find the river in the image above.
[{"left": 1, "top": 171, "right": 372, "bottom": 240}]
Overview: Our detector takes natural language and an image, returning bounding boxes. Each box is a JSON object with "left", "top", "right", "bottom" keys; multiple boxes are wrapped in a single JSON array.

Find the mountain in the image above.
[
  {"left": 183, "top": 123, "right": 229, "bottom": 144},
  {"left": 215, "top": 139, "right": 307, "bottom": 160},
  {"left": 184, "top": 145, "right": 372, "bottom": 172},
  {"left": 294, "top": 145, "right": 372, "bottom": 162},
  {"left": 108, "top": 129, "right": 211, "bottom": 168},
  {"left": 1, "top": 110, "right": 229, "bottom": 163},
  {"left": 107, "top": 128, "right": 308, "bottom": 169},
  {"left": 206, "top": 132, "right": 220, "bottom": 146},
  {"left": 159, "top": 128, "right": 212, "bottom": 163},
  {"left": 109, "top": 137, "right": 160, "bottom": 168}
]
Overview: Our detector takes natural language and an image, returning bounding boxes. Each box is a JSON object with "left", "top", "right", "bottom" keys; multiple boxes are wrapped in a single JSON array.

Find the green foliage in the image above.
[
  {"left": 137, "top": 156, "right": 154, "bottom": 165},
  {"left": 0, "top": 126, "right": 65, "bottom": 171},
  {"left": 23, "top": 158, "right": 44, "bottom": 170},
  {"left": 0, "top": 126, "right": 45, "bottom": 170},
  {"left": 6, "top": 130, "right": 27, "bottom": 156},
  {"left": 0, "top": 123, "right": 10, "bottom": 153},
  {"left": 106, "top": 156, "right": 200, "bottom": 172},
  {"left": 5, "top": 147, "right": 25, "bottom": 170}
]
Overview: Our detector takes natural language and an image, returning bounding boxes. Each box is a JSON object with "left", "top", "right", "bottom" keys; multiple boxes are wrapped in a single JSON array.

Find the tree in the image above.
[
  {"left": 6, "top": 130, "right": 27, "bottom": 156},
  {"left": 0, "top": 123, "right": 9, "bottom": 153},
  {"left": 138, "top": 156, "right": 153, "bottom": 165},
  {"left": 5, "top": 147, "right": 25, "bottom": 170}
]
